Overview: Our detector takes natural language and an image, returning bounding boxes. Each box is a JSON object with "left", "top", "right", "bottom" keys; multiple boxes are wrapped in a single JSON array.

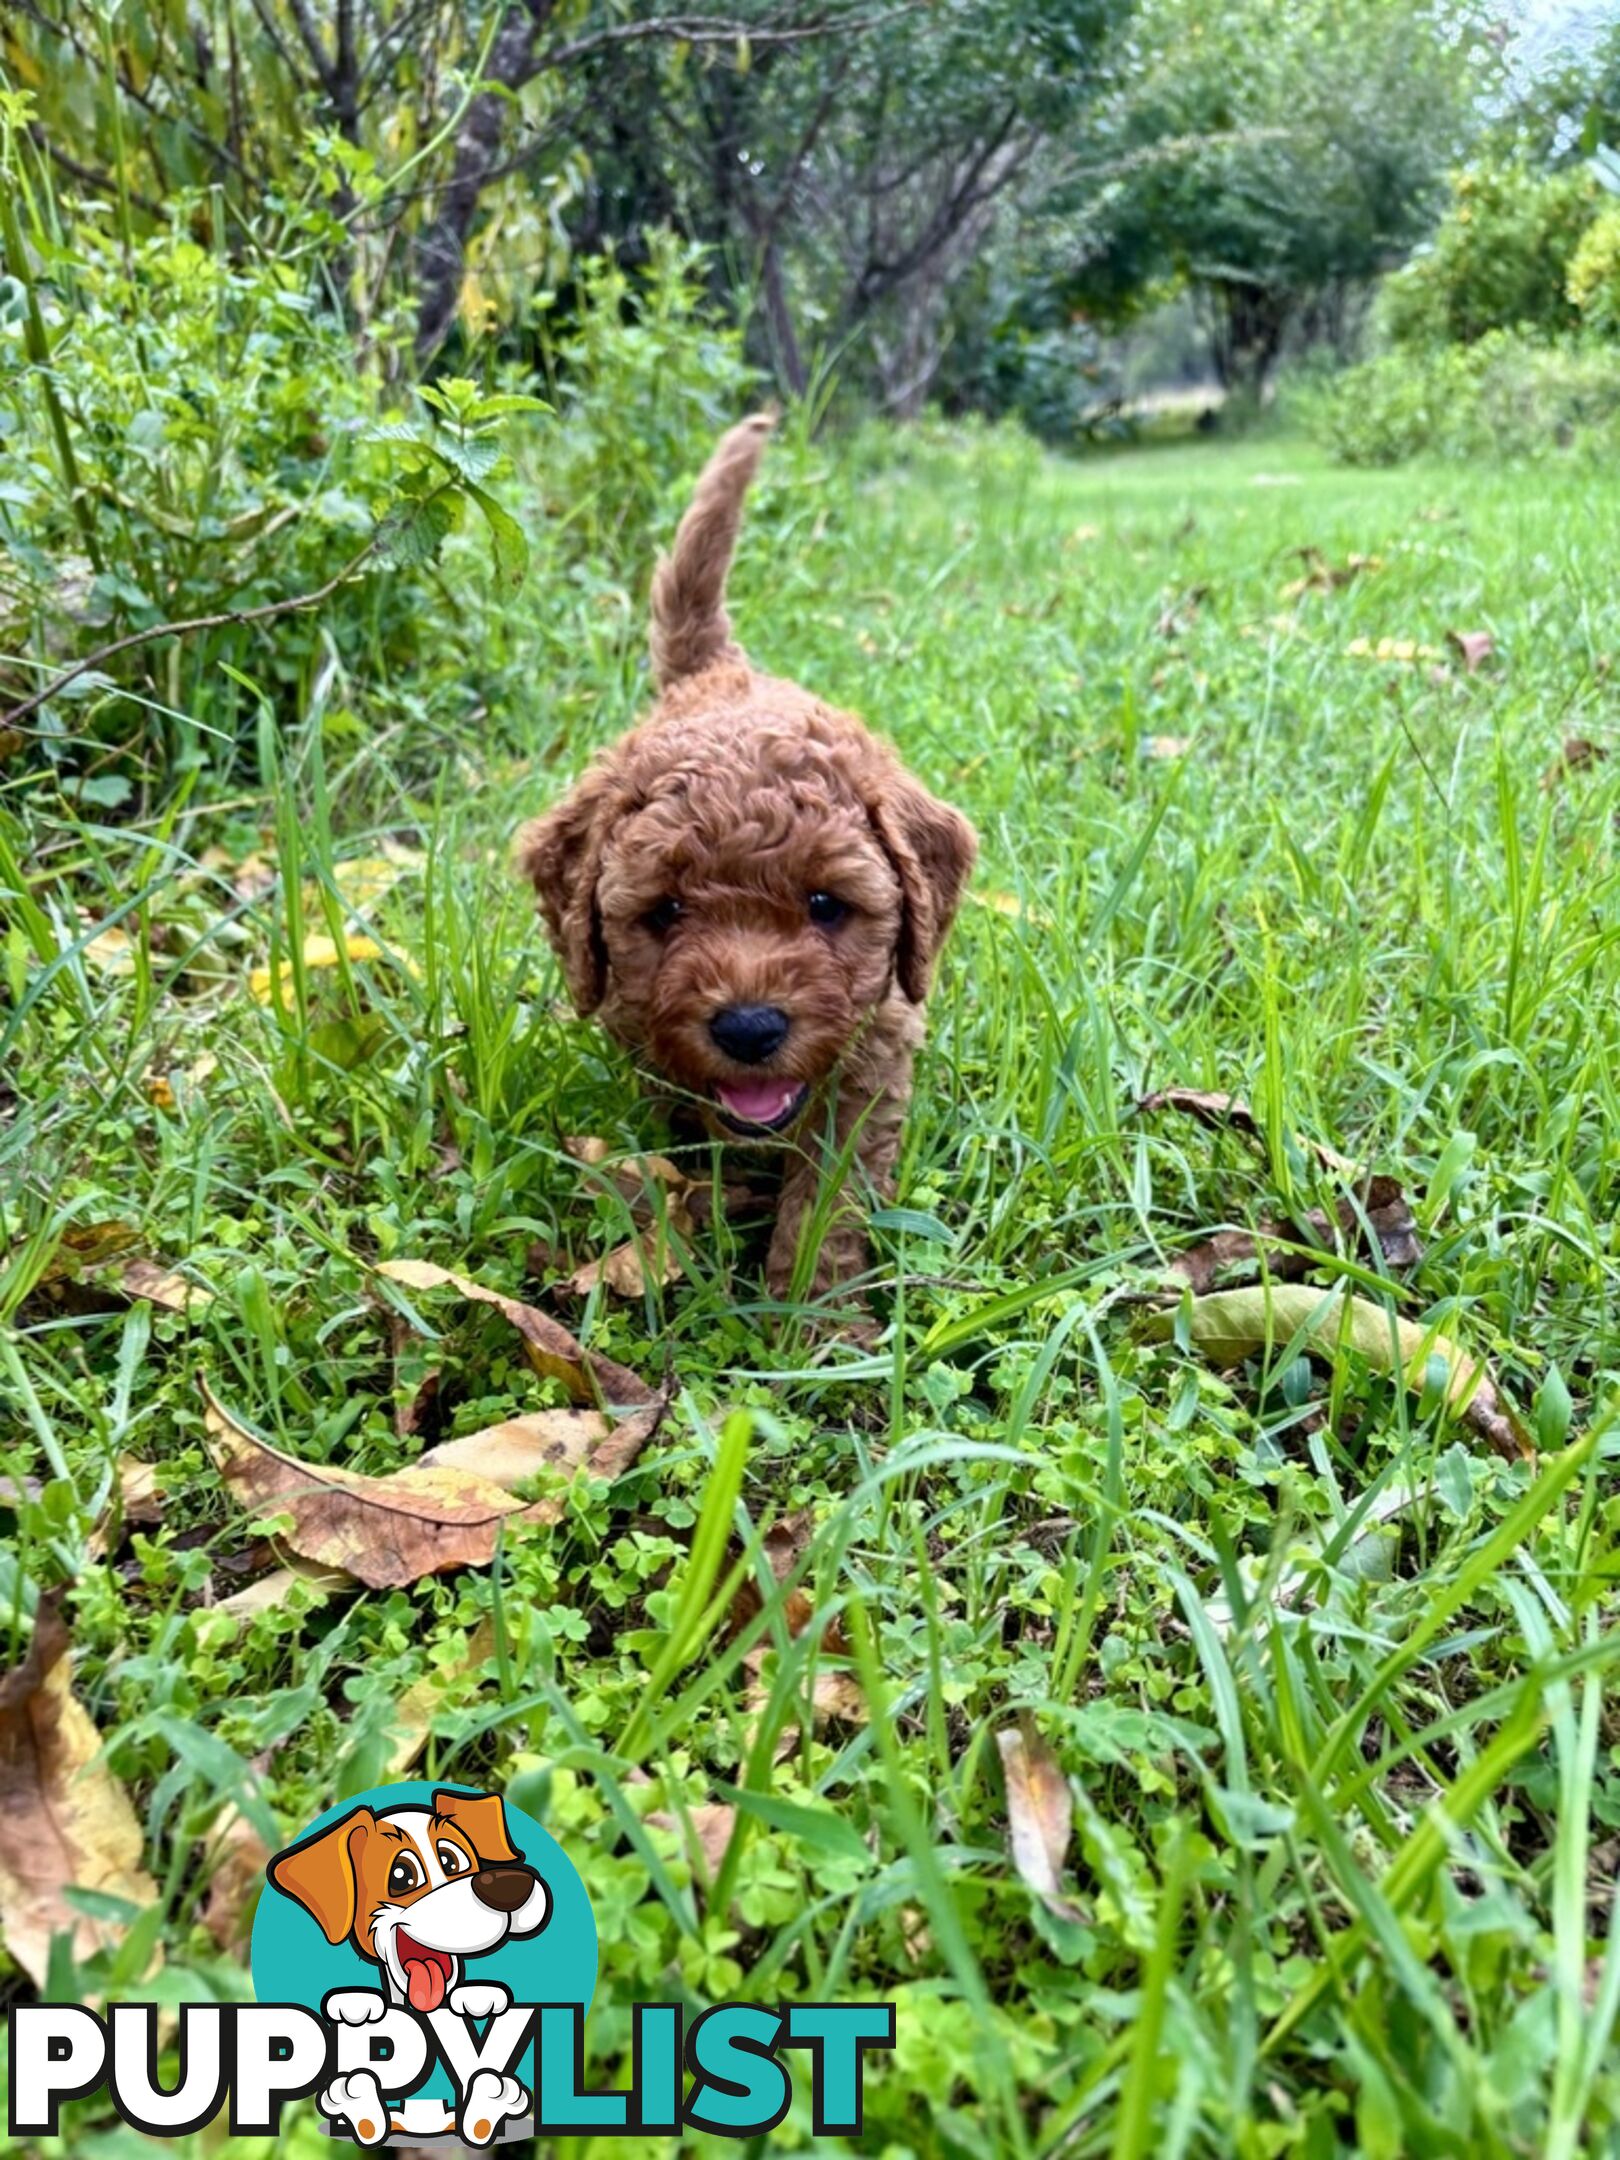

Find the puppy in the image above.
[
  {"left": 268, "top": 1788, "right": 549, "bottom": 2146},
  {"left": 517, "top": 415, "right": 976, "bottom": 1309}
]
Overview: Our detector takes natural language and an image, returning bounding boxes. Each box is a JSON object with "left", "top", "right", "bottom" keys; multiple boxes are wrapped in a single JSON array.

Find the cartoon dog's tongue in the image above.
[
  {"left": 397, "top": 1934, "right": 451, "bottom": 2012},
  {"left": 716, "top": 1078, "right": 801, "bottom": 1126}
]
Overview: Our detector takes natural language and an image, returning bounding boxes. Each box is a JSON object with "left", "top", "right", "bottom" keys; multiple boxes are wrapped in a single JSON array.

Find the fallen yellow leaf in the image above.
[
  {"left": 248, "top": 933, "right": 418, "bottom": 1004},
  {"left": 0, "top": 1603, "right": 159, "bottom": 1988}
]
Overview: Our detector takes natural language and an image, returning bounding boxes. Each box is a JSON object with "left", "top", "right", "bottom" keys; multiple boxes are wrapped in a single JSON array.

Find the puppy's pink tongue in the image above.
[
  {"left": 405, "top": 1959, "right": 446, "bottom": 2013},
  {"left": 717, "top": 1079, "right": 799, "bottom": 1125}
]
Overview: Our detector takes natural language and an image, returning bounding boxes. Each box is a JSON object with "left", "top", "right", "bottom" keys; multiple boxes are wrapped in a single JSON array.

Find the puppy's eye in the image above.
[
  {"left": 387, "top": 1854, "right": 423, "bottom": 1897},
  {"left": 643, "top": 897, "right": 683, "bottom": 935},
  {"left": 807, "top": 891, "right": 848, "bottom": 927},
  {"left": 436, "top": 1842, "right": 469, "bottom": 1876}
]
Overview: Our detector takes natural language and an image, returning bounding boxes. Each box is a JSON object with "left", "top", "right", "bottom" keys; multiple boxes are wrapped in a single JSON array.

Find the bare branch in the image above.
[
  {"left": 1, "top": 538, "right": 385, "bottom": 733},
  {"left": 539, "top": 3, "right": 919, "bottom": 72}
]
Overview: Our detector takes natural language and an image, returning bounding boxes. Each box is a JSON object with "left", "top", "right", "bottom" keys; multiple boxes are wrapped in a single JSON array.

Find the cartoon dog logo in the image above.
[{"left": 268, "top": 1787, "right": 551, "bottom": 2146}]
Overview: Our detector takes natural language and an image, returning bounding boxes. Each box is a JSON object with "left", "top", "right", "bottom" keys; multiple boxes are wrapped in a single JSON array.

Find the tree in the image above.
[
  {"left": 1058, "top": 0, "right": 1496, "bottom": 396},
  {"left": 560, "top": 0, "right": 1128, "bottom": 412}
]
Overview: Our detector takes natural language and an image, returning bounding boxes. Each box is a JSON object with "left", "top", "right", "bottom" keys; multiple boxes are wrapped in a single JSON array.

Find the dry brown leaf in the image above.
[
  {"left": 82, "top": 920, "right": 136, "bottom": 978},
  {"left": 563, "top": 1137, "right": 687, "bottom": 1190},
  {"left": 1146, "top": 1284, "right": 1531, "bottom": 1461},
  {"left": 87, "top": 1453, "right": 166, "bottom": 1561},
  {"left": 1171, "top": 1177, "right": 1421, "bottom": 1293},
  {"left": 119, "top": 1256, "right": 212, "bottom": 1312},
  {"left": 646, "top": 1801, "right": 736, "bottom": 1880},
  {"left": 1446, "top": 628, "right": 1495, "bottom": 673},
  {"left": 36, "top": 1221, "right": 140, "bottom": 1283},
  {"left": 419, "top": 1405, "right": 663, "bottom": 1527},
  {"left": 202, "top": 1383, "right": 537, "bottom": 1589},
  {"left": 385, "top": 1619, "right": 496, "bottom": 1778},
  {"left": 1137, "top": 1089, "right": 1364, "bottom": 1179},
  {"left": 201, "top": 1812, "right": 270, "bottom": 1953},
  {"left": 727, "top": 1512, "right": 850, "bottom": 1656},
  {"left": 997, "top": 1715, "right": 1086, "bottom": 1923},
  {"left": 115, "top": 1454, "right": 163, "bottom": 1525},
  {"left": 418, "top": 1410, "right": 608, "bottom": 1485},
  {"left": 376, "top": 1258, "right": 655, "bottom": 1410},
  {"left": 569, "top": 1219, "right": 689, "bottom": 1299},
  {"left": 1155, "top": 583, "right": 1209, "bottom": 639},
  {"left": 804, "top": 1668, "right": 866, "bottom": 1724},
  {"left": 1280, "top": 547, "right": 1383, "bottom": 600},
  {"left": 0, "top": 1600, "right": 159, "bottom": 1986},
  {"left": 1542, "top": 737, "right": 1609, "bottom": 790},
  {"left": 212, "top": 1557, "right": 357, "bottom": 1623}
]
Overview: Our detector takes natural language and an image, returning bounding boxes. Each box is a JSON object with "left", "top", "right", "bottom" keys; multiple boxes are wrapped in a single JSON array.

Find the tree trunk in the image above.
[
  {"left": 413, "top": 0, "right": 556, "bottom": 367},
  {"left": 1206, "top": 279, "right": 1290, "bottom": 402},
  {"left": 756, "top": 229, "right": 807, "bottom": 396}
]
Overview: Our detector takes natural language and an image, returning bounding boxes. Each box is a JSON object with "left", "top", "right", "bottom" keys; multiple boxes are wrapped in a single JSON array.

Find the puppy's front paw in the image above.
[
  {"left": 448, "top": 1980, "right": 511, "bottom": 2020},
  {"left": 459, "top": 2069, "right": 529, "bottom": 2146},
  {"left": 321, "top": 2070, "right": 391, "bottom": 2146},
  {"left": 323, "top": 1988, "right": 388, "bottom": 2026}
]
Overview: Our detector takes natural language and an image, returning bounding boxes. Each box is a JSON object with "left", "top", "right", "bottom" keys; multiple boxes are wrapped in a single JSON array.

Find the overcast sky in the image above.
[{"left": 1510, "top": 0, "right": 1617, "bottom": 68}]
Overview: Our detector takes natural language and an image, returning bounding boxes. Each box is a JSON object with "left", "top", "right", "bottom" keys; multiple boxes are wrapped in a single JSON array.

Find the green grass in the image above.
[{"left": 4, "top": 421, "right": 1620, "bottom": 2157}]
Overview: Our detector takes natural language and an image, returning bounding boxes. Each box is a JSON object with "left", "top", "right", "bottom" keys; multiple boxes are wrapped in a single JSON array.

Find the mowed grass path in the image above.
[{"left": 5, "top": 426, "right": 1620, "bottom": 2156}]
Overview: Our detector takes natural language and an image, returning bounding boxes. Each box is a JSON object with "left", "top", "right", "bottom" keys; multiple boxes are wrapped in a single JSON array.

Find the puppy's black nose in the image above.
[
  {"left": 470, "top": 1865, "right": 537, "bottom": 1912},
  {"left": 709, "top": 1003, "right": 790, "bottom": 1064}
]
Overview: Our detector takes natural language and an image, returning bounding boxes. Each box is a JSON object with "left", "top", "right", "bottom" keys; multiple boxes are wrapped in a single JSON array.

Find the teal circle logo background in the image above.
[{"left": 249, "top": 1781, "right": 597, "bottom": 2106}]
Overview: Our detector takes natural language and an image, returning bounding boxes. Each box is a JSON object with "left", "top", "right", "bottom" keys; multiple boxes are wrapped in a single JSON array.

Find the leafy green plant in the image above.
[
  {"left": 0, "top": 96, "right": 545, "bottom": 798},
  {"left": 1568, "top": 200, "right": 1620, "bottom": 338},
  {"left": 1308, "top": 328, "right": 1620, "bottom": 464},
  {"left": 1381, "top": 158, "right": 1602, "bottom": 348},
  {"left": 532, "top": 233, "right": 759, "bottom": 577}
]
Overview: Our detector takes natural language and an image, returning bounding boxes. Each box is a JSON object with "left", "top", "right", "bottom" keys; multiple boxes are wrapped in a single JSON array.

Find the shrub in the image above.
[
  {"left": 532, "top": 233, "right": 758, "bottom": 578},
  {"left": 0, "top": 220, "right": 405, "bottom": 794},
  {"left": 1309, "top": 329, "right": 1620, "bottom": 465},
  {"left": 0, "top": 200, "right": 761, "bottom": 802},
  {"left": 1568, "top": 203, "right": 1620, "bottom": 339},
  {"left": 1381, "top": 160, "right": 1601, "bottom": 349}
]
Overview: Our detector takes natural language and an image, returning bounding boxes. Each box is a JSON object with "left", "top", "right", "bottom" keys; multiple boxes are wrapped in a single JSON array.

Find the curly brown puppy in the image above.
[{"left": 517, "top": 413, "right": 976, "bottom": 1309}]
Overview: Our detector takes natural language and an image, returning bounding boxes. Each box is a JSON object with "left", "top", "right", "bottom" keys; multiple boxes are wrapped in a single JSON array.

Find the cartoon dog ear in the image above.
[
  {"left": 267, "top": 1808, "right": 374, "bottom": 1945},
  {"left": 866, "top": 764, "right": 978, "bottom": 1004},
  {"left": 431, "top": 1789, "right": 519, "bottom": 1867},
  {"left": 514, "top": 764, "right": 619, "bottom": 1017}
]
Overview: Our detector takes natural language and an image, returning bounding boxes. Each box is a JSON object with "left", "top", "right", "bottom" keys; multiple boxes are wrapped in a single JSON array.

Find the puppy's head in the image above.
[
  {"left": 268, "top": 1789, "right": 550, "bottom": 2012},
  {"left": 517, "top": 699, "right": 975, "bottom": 1136}
]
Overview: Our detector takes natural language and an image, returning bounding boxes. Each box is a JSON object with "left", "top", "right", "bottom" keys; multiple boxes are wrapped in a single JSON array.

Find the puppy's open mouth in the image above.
[
  {"left": 395, "top": 1929, "right": 454, "bottom": 2013},
  {"left": 714, "top": 1078, "right": 809, "bottom": 1134}
]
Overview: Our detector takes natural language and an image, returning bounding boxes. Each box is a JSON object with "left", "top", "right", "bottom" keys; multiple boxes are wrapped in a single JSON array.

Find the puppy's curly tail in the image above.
[{"left": 649, "top": 410, "right": 775, "bottom": 687}]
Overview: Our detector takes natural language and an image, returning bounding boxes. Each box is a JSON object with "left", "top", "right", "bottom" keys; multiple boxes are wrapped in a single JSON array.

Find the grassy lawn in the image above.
[{"left": 5, "top": 422, "right": 1620, "bottom": 2156}]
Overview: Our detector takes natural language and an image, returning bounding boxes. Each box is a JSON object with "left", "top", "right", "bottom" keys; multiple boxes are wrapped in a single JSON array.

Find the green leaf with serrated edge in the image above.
[
  {"left": 374, "top": 491, "right": 457, "bottom": 570},
  {"left": 463, "top": 479, "right": 529, "bottom": 591},
  {"left": 424, "top": 433, "right": 504, "bottom": 485}
]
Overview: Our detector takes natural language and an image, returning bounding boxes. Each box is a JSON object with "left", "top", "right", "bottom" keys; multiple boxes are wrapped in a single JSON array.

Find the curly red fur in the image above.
[{"left": 517, "top": 414, "right": 977, "bottom": 1309}]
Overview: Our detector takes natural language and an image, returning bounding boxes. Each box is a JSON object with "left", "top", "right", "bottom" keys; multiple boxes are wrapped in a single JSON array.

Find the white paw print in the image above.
[
  {"left": 321, "top": 2070, "right": 391, "bottom": 2146},
  {"left": 322, "top": 1989, "right": 388, "bottom": 2026},
  {"left": 448, "top": 1981, "right": 512, "bottom": 2021},
  {"left": 458, "top": 2070, "right": 529, "bottom": 2146}
]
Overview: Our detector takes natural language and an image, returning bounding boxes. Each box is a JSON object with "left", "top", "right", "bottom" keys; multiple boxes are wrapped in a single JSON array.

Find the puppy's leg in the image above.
[{"left": 766, "top": 1030, "right": 916, "bottom": 1310}]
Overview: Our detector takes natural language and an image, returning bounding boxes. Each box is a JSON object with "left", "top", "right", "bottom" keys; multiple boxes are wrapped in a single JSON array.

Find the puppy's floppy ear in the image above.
[
  {"left": 268, "top": 1807, "right": 374, "bottom": 1945},
  {"left": 514, "top": 765, "right": 617, "bottom": 1016},
  {"left": 867, "top": 766, "right": 977, "bottom": 1003},
  {"left": 432, "top": 1788, "right": 520, "bottom": 1867}
]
